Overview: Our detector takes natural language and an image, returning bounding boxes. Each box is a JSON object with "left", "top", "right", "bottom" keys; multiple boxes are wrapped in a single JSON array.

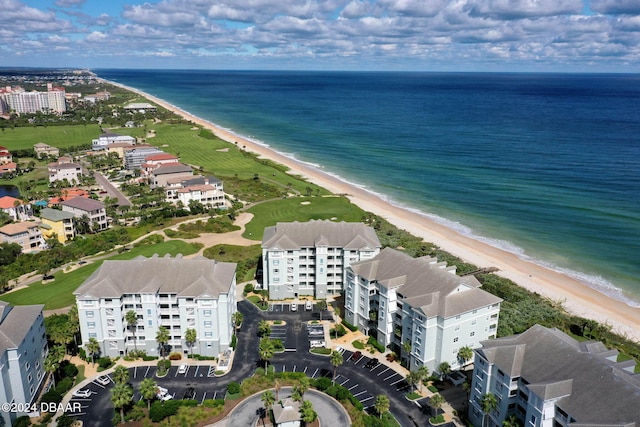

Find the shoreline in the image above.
[{"left": 102, "top": 77, "right": 640, "bottom": 343}]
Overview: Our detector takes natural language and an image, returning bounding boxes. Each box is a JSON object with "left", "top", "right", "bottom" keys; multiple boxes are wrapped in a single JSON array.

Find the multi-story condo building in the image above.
[
  {"left": 39, "top": 208, "right": 76, "bottom": 243},
  {"left": 60, "top": 197, "right": 108, "bottom": 232},
  {"left": 345, "top": 248, "right": 501, "bottom": 372},
  {"left": 150, "top": 163, "right": 194, "bottom": 188},
  {"left": 261, "top": 220, "right": 382, "bottom": 300},
  {"left": 91, "top": 132, "right": 136, "bottom": 151},
  {"left": 164, "top": 175, "right": 225, "bottom": 210},
  {"left": 74, "top": 255, "right": 237, "bottom": 358},
  {"left": 0, "top": 222, "right": 45, "bottom": 253},
  {"left": 0, "top": 302, "right": 48, "bottom": 427},
  {"left": 48, "top": 161, "right": 83, "bottom": 184},
  {"left": 123, "top": 145, "right": 165, "bottom": 170},
  {"left": 469, "top": 325, "right": 640, "bottom": 427},
  {"left": 0, "top": 84, "right": 66, "bottom": 114}
]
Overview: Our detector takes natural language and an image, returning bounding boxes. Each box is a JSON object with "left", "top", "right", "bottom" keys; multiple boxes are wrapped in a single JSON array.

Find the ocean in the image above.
[{"left": 95, "top": 70, "right": 640, "bottom": 306}]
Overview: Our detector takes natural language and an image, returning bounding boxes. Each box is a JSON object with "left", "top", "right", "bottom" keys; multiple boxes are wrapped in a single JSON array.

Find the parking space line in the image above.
[
  {"left": 303, "top": 366, "right": 308, "bottom": 373},
  {"left": 339, "top": 378, "right": 350, "bottom": 386},
  {"left": 201, "top": 392, "right": 206, "bottom": 404},
  {"left": 282, "top": 365, "right": 286, "bottom": 372},
  {"left": 213, "top": 391, "right": 217, "bottom": 399},
  {"left": 133, "top": 367, "right": 137, "bottom": 378},
  {"left": 145, "top": 366, "right": 151, "bottom": 377},
  {"left": 377, "top": 367, "right": 390, "bottom": 376},
  {"left": 348, "top": 384, "right": 359, "bottom": 391},
  {"left": 360, "top": 396, "right": 374, "bottom": 403},
  {"left": 193, "top": 366, "right": 199, "bottom": 377},
  {"left": 384, "top": 373, "right": 397, "bottom": 381},
  {"left": 390, "top": 378, "right": 404, "bottom": 386},
  {"left": 353, "top": 358, "right": 363, "bottom": 366},
  {"left": 311, "top": 369, "right": 319, "bottom": 378},
  {"left": 353, "top": 391, "right": 367, "bottom": 397}
]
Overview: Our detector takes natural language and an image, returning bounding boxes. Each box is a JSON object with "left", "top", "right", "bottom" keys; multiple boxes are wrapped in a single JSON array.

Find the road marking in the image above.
[
  {"left": 390, "top": 378, "right": 404, "bottom": 386},
  {"left": 293, "top": 365, "right": 296, "bottom": 372},
  {"left": 339, "top": 379, "right": 350, "bottom": 386},
  {"left": 282, "top": 365, "right": 286, "bottom": 372},
  {"left": 303, "top": 366, "right": 308, "bottom": 373},
  {"left": 193, "top": 366, "right": 200, "bottom": 377},
  {"left": 311, "top": 369, "right": 319, "bottom": 378},
  {"left": 133, "top": 367, "right": 137, "bottom": 378},
  {"left": 201, "top": 392, "right": 207, "bottom": 404},
  {"left": 353, "top": 391, "right": 367, "bottom": 397},
  {"left": 384, "top": 373, "right": 397, "bottom": 381},
  {"left": 348, "top": 384, "right": 358, "bottom": 391},
  {"left": 144, "top": 366, "right": 151, "bottom": 377},
  {"left": 377, "top": 367, "right": 390, "bottom": 376},
  {"left": 285, "top": 349, "right": 296, "bottom": 352},
  {"left": 360, "top": 396, "right": 374, "bottom": 403},
  {"left": 213, "top": 391, "right": 217, "bottom": 399}
]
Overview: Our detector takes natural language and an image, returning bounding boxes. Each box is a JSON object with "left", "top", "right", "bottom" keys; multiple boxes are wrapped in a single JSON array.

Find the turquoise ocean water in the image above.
[{"left": 96, "top": 70, "right": 640, "bottom": 306}]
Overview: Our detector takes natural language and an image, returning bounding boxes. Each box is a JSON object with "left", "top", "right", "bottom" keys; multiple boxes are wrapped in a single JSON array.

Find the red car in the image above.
[{"left": 352, "top": 351, "right": 362, "bottom": 361}]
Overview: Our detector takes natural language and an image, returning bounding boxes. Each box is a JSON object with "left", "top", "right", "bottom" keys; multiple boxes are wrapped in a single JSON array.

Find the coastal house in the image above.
[
  {"left": 48, "top": 188, "right": 90, "bottom": 205},
  {"left": 0, "top": 196, "right": 32, "bottom": 221},
  {"left": 39, "top": 208, "right": 76, "bottom": 243},
  {"left": 91, "top": 132, "right": 136, "bottom": 151},
  {"left": 60, "top": 197, "right": 108, "bottom": 232},
  {"left": 0, "top": 222, "right": 45, "bottom": 253},
  {"left": 150, "top": 163, "right": 193, "bottom": 189},
  {"left": 261, "top": 220, "right": 381, "bottom": 300},
  {"left": 123, "top": 102, "right": 157, "bottom": 113},
  {"left": 74, "top": 255, "right": 237, "bottom": 358},
  {"left": 165, "top": 175, "right": 225, "bottom": 210},
  {"left": 344, "top": 248, "right": 501, "bottom": 372},
  {"left": 48, "top": 160, "right": 83, "bottom": 184},
  {"left": 0, "top": 146, "right": 12, "bottom": 164},
  {"left": 33, "top": 142, "right": 59, "bottom": 159},
  {"left": 469, "top": 325, "right": 640, "bottom": 427},
  {"left": 0, "top": 302, "right": 48, "bottom": 427},
  {"left": 0, "top": 162, "right": 17, "bottom": 177},
  {"left": 123, "top": 145, "right": 165, "bottom": 170},
  {"left": 140, "top": 153, "right": 180, "bottom": 178}
]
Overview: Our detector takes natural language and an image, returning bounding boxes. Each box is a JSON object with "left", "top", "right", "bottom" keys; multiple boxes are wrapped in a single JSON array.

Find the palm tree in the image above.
[
  {"left": 156, "top": 326, "right": 170, "bottom": 359},
  {"left": 259, "top": 337, "right": 275, "bottom": 370},
  {"left": 481, "top": 393, "right": 499, "bottom": 427},
  {"left": 430, "top": 393, "right": 445, "bottom": 418},
  {"left": 300, "top": 400, "right": 317, "bottom": 424},
  {"left": 258, "top": 320, "right": 271, "bottom": 338},
  {"left": 232, "top": 311, "right": 243, "bottom": 330},
  {"left": 330, "top": 349, "right": 343, "bottom": 385},
  {"left": 417, "top": 365, "right": 430, "bottom": 393},
  {"left": 457, "top": 346, "right": 474, "bottom": 367},
  {"left": 185, "top": 328, "right": 197, "bottom": 358},
  {"left": 438, "top": 361, "right": 451, "bottom": 380},
  {"left": 261, "top": 390, "right": 275, "bottom": 420},
  {"left": 139, "top": 378, "right": 157, "bottom": 411},
  {"left": 113, "top": 365, "right": 130, "bottom": 385},
  {"left": 44, "top": 355, "right": 60, "bottom": 388},
  {"left": 111, "top": 383, "right": 133, "bottom": 424},
  {"left": 406, "top": 370, "right": 421, "bottom": 392},
  {"left": 86, "top": 337, "right": 101, "bottom": 366},
  {"left": 374, "top": 394, "right": 390, "bottom": 419},
  {"left": 125, "top": 310, "right": 138, "bottom": 352},
  {"left": 274, "top": 379, "right": 281, "bottom": 400},
  {"left": 317, "top": 300, "right": 327, "bottom": 321},
  {"left": 297, "top": 376, "right": 310, "bottom": 399},
  {"left": 503, "top": 415, "right": 520, "bottom": 427}
]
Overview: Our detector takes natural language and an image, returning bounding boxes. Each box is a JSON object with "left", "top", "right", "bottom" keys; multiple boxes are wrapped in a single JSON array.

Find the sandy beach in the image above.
[{"left": 106, "top": 79, "right": 640, "bottom": 343}]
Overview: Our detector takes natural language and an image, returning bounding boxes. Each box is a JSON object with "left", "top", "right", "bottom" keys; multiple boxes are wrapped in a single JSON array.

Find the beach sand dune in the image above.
[{"left": 103, "top": 79, "right": 640, "bottom": 343}]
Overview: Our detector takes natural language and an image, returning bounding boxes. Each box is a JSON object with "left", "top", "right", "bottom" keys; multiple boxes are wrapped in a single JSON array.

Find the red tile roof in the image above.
[{"left": 0, "top": 196, "right": 23, "bottom": 209}]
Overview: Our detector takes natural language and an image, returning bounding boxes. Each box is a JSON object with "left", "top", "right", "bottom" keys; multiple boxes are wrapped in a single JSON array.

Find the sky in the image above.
[{"left": 1, "top": 0, "right": 640, "bottom": 72}]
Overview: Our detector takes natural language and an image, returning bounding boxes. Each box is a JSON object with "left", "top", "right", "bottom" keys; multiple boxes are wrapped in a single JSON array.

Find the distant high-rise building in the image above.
[{"left": 0, "top": 84, "right": 67, "bottom": 114}]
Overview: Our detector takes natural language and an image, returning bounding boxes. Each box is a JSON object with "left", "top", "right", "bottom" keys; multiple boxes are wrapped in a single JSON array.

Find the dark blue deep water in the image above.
[{"left": 96, "top": 70, "right": 640, "bottom": 305}]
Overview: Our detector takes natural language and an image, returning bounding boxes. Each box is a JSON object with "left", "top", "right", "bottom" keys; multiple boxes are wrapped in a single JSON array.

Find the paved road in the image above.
[{"left": 93, "top": 171, "right": 132, "bottom": 207}]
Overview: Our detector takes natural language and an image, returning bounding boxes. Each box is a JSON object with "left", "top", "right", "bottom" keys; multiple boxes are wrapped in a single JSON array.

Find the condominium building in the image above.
[
  {"left": 0, "top": 222, "right": 45, "bottom": 253},
  {"left": 469, "top": 325, "right": 640, "bottom": 427},
  {"left": 0, "top": 84, "right": 66, "bottom": 114},
  {"left": 150, "top": 163, "right": 193, "bottom": 188},
  {"left": 39, "top": 208, "right": 76, "bottom": 243},
  {"left": 74, "top": 255, "right": 237, "bottom": 358},
  {"left": 60, "top": 197, "right": 108, "bottom": 232},
  {"left": 164, "top": 175, "right": 225, "bottom": 210},
  {"left": 345, "top": 248, "right": 501, "bottom": 372},
  {"left": 0, "top": 302, "right": 48, "bottom": 427},
  {"left": 123, "top": 145, "right": 165, "bottom": 170},
  {"left": 48, "top": 161, "right": 83, "bottom": 184},
  {"left": 92, "top": 132, "right": 136, "bottom": 151},
  {"left": 261, "top": 220, "right": 382, "bottom": 300}
]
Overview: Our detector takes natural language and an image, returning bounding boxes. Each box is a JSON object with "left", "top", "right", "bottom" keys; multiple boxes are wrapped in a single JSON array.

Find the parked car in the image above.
[
  {"left": 364, "top": 358, "right": 380, "bottom": 369},
  {"left": 291, "top": 303, "right": 297, "bottom": 312},
  {"left": 177, "top": 364, "right": 188, "bottom": 374},
  {"left": 72, "top": 389, "right": 91, "bottom": 398},
  {"left": 157, "top": 387, "right": 172, "bottom": 401},
  {"left": 309, "top": 340, "right": 326, "bottom": 348},
  {"left": 95, "top": 375, "right": 110, "bottom": 386},
  {"left": 352, "top": 351, "right": 362, "bottom": 361},
  {"left": 183, "top": 387, "right": 196, "bottom": 400},
  {"left": 305, "top": 301, "right": 312, "bottom": 311}
]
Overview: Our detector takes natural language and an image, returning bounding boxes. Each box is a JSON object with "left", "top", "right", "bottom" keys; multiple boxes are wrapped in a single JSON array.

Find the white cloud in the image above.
[
  {"left": 591, "top": 0, "right": 640, "bottom": 15},
  {"left": 465, "top": 0, "right": 583, "bottom": 19},
  {"left": 85, "top": 31, "right": 108, "bottom": 42},
  {"left": 55, "top": 0, "right": 86, "bottom": 7}
]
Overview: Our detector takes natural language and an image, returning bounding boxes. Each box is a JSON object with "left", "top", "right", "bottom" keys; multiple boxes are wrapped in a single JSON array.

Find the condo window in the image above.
[
  {"left": 86, "top": 311, "right": 94, "bottom": 318},
  {"left": 453, "top": 337, "right": 459, "bottom": 343}
]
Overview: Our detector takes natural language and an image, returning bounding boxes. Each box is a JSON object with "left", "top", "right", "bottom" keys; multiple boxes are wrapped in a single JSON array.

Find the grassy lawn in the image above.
[
  {"left": 244, "top": 196, "right": 367, "bottom": 240},
  {"left": 0, "top": 124, "right": 105, "bottom": 151},
  {"left": 0, "top": 240, "right": 201, "bottom": 310}
]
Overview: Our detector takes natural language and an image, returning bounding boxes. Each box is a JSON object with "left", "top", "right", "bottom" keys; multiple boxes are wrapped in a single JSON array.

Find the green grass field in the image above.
[
  {"left": 1, "top": 124, "right": 105, "bottom": 151},
  {"left": 0, "top": 240, "right": 201, "bottom": 310},
  {"left": 243, "top": 195, "right": 367, "bottom": 240}
]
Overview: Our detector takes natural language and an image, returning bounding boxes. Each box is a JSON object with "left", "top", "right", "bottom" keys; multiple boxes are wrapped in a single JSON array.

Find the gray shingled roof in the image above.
[
  {"left": 74, "top": 255, "right": 236, "bottom": 300},
  {"left": 40, "top": 207, "right": 75, "bottom": 221},
  {"left": 60, "top": 197, "right": 105, "bottom": 212},
  {"left": 153, "top": 163, "right": 193, "bottom": 175},
  {"left": 262, "top": 220, "right": 381, "bottom": 251},
  {"left": 350, "top": 248, "right": 501, "bottom": 318},
  {"left": 0, "top": 301, "right": 44, "bottom": 356},
  {"left": 477, "top": 325, "right": 640, "bottom": 424}
]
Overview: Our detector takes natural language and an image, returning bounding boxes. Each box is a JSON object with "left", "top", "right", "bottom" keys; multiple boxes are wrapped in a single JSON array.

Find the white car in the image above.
[
  {"left": 177, "top": 364, "right": 188, "bottom": 374},
  {"left": 72, "top": 389, "right": 91, "bottom": 398},
  {"left": 291, "top": 303, "right": 297, "bottom": 312},
  {"left": 95, "top": 375, "right": 111, "bottom": 386},
  {"left": 309, "top": 340, "right": 326, "bottom": 348},
  {"left": 305, "top": 301, "right": 312, "bottom": 311},
  {"left": 156, "top": 386, "right": 172, "bottom": 401}
]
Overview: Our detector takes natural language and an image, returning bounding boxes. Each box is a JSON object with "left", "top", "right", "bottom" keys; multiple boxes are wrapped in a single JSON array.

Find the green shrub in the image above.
[
  {"left": 352, "top": 340, "right": 365, "bottom": 350},
  {"left": 313, "top": 377, "right": 332, "bottom": 391},
  {"left": 62, "top": 362, "right": 79, "bottom": 378},
  {"left": 243, "top": 283, "right": 254, "bottom": 295},
  {"left": 310, "top": 347, "right": 332, "bottom": 355},
  {"left": 97, "top": 357, "right": 112, "bottom": 369},
  {"left": 142, "top": 355, "right": 158, "bottom": 361},
  {"left": 230, "top": 334, "right": 237, "bottom": 349},
  {"left": 156, "top": 359, "right": 171, "bottom": 376},
  {"left": 342, "top": 320, "right": 358, "bottom": 332},
  {"left": 13, "top": 416, "right": 31, "bottom": 427},
  {"left": 203, "top": 399, "right": 225, "bottom": 408},
  {"left": 149, "top": 400, "right": 198, "bottom": 422},
  {"left": 367, "top": 336, "right": 385, "bottom": 353},
  {"left": 227, "top": 381, "right": 241, "bottom": 394}
]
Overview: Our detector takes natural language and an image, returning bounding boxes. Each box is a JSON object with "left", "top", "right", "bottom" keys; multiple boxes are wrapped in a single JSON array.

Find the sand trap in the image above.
[
  {"left": 301, "top": 201, "right": 311, "bottom": 205},
  {"left": 216, "top": 148, "right": 230, "bottom": 152}
]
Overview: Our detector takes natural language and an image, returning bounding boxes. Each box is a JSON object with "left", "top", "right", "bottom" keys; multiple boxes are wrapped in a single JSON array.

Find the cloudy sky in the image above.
[{"left": 2, "top": 0, "right": 640, "bottom": 72}]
